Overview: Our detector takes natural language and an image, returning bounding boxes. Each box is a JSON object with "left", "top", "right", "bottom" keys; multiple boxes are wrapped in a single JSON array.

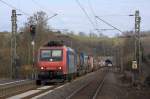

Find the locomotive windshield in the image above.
[
  {"left": 52, "top": 50, "right": 62, "bottom": 57},
  {"left": 40, "top": 49, "right": 62, "bottom": 61},
  {"left": 41, "top": 50, "right": 51, "bottom": 58}
]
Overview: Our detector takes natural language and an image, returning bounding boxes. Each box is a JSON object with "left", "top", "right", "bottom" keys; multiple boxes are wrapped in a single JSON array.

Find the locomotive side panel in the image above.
[{"left": 67, "top": 50, "right": 76, "bottom": 74}]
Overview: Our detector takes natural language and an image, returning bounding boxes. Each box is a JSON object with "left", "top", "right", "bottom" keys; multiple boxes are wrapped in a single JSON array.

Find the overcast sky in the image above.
[{"left": 0, "top": 0, "right": 150, "bottom": 36}]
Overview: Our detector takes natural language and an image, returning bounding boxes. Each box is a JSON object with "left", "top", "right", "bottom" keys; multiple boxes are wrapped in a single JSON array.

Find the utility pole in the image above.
[
  {"left": 11, "top": 10, "right": 21, "bottom": 79},
  {"left": 11, "top": 9, "right": 17, "bottom": 78},
  {"left": 132, "top": 10, "right": 141, "bottom": 85},
  {"left": 135, "top": 10, "right": 141, "bottom": 75}
]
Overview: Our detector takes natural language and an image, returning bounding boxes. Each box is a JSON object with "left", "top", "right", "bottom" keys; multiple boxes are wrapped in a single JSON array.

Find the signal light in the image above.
[{"left": 30, "top": 25, "right": 36, "bottom": 39}]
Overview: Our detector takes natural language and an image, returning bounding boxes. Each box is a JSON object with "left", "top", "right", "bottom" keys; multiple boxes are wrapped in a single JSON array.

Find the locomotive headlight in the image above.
[
  {"left": 58, "top": 66, "right": 62, "bottom": 70},
  {"left": 41, "top": 67, "right": 44, "bottom": 70}
]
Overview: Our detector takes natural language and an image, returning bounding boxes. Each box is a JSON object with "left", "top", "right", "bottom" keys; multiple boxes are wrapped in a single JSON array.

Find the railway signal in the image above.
[{"left": 30, "top": 25, "right": 36, "bottom": 40}]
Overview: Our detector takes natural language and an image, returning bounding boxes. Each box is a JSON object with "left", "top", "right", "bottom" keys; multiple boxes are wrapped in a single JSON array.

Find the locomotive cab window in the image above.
[
  {"left": 40, "top": 50, "right": 51, "bottom": 61},
  {"left": 40, "top": 49, "right": 63, "bottom": 61},
  {"left": 52, "top": 50, "right": 63, "bottom": 61},
  {"left": 52, "top": 50, "right": 62, "bottom": 57},
  {"left": 52, "top": 50, "right": 62, "bottom": 61}
]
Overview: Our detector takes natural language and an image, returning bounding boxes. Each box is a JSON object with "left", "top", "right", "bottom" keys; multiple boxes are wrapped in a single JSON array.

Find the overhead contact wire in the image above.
[
  {"left": 0, "top": 0, "right": 30, "bottom": 16},
  {"left": 75, "top": 0, "right": 97, "bottom": 30}
]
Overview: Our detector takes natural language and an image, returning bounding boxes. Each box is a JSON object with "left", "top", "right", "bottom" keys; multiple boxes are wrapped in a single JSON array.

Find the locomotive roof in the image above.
[
  {"left": 39, "top": 45, "right": 66, "bottom": 49},
  {"left": 44, "top": 40, "right": 64, "bottom": 47},
  {"left": 39, "top": 46, "right": 75, "bottom": 53}
]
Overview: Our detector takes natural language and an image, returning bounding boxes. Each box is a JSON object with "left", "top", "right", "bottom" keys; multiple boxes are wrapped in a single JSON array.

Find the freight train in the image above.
[{"left": 36, "top": 41, "right": 95, "bottom": 85}]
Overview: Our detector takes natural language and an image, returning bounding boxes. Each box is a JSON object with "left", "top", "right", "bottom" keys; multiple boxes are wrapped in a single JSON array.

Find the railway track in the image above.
[
  {"left": 65, "top": 69, "right": 107, "bottom": 99},
  {"left": 2, "top": 68, "right": 108, "bottom": 99},
  {"left": 92, "top": 75, "right": 106, "bottom": 99}
]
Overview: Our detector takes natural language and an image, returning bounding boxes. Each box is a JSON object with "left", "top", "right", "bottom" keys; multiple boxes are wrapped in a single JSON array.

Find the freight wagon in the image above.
[{"left": 76, "top": 52, "right": 93, "bottom": 76}]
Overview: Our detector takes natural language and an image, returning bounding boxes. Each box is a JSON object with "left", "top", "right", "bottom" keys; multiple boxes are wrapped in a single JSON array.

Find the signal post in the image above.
[{"left": 30, "top": 25, "right": 36, "bottom": 79}]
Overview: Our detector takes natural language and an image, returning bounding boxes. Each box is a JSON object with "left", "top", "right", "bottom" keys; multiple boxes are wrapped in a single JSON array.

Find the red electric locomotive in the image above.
[{"left": 36, "top": 41, "right": 77, "bottom": 85}]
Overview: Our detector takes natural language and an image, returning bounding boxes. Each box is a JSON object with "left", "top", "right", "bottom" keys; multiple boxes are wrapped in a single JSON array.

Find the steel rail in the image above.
[
  {"left": 92, "top": 75, "right": 106, "bottom": 99},
  {"left": 65, "top": 70, "right": 107, "bottom": 99},
  {"left": 65, "top": 81, "right": 92, "bottom": 99}
]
